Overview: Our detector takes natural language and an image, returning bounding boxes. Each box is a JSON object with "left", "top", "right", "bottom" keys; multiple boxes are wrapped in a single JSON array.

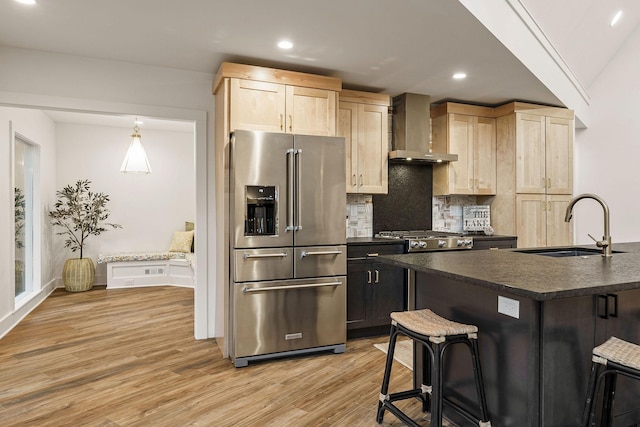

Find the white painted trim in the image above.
[
  {"left": 505, "top": 0, "right": 590, "bottom": 105},
  {"left": 459, "top": 0, "right": 591, "bottom": 127},
  {"left": 0, "top": 278, "right": 56, "bottom": 340}
]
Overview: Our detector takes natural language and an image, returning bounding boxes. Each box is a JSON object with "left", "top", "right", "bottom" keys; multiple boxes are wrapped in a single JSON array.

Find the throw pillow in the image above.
[{"left": 169, "top": 230, "right": 195, "bottom": 253}]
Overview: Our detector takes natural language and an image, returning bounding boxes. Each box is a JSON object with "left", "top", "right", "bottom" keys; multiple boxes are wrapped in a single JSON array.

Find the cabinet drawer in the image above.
[
  {"left": 234, "top": 248, "right": 293, "bottom": 282},
  {"left": 347, "top": 243, "right": 404, "bottom": 259},
  {"left": 295, "top": 245, "right": 346, "bottom": 278},
  {"left": 472, "top": 238, "right": 517, "bottom": 250}
]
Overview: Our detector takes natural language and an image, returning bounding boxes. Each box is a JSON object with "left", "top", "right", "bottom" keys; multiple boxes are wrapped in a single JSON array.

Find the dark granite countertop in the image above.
[{"left": 379, "top": 242, "right": 640, "bottom": 301}]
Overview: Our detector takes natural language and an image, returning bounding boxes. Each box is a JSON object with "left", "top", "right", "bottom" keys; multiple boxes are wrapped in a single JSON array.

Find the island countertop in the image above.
[{"left": 379, "top": 242, "right": 640, "bottom": 301}]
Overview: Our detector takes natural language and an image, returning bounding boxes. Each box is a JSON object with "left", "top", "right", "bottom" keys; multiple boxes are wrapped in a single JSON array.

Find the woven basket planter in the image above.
[{"left": 62, "top": 258, "right": 95, "bottom": 292}]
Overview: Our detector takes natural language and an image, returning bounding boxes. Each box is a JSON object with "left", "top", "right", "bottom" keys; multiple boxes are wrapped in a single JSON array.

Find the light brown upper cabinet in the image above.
[
  {"left": 214, "top": 62, "right": 341, "bottom": 137},
  {"left": 338, "top": 90, "right": 390, "bottom": 194},
  {"left": 515, "top": 113, "right": 573, "bottom": 195},
  {"left": 431, "top": 103, "right": 496, "bottom": 196}
]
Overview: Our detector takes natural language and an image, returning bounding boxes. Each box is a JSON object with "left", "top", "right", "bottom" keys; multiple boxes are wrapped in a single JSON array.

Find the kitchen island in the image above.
[{"left": 379, "top": 242, "right": 640, "bottom": 427}]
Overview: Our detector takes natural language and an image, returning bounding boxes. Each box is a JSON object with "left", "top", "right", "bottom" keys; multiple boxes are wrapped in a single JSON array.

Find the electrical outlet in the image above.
[{"left": 498, "top": 295, "right": 520, "bottom": 319}]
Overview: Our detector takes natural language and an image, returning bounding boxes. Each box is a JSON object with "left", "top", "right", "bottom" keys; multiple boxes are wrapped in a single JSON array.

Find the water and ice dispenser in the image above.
[{"left": 245, "top": 186, "right": 276, "bottom": 236}]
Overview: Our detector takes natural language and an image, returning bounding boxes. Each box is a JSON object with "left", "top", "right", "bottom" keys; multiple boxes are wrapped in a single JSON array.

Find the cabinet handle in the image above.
[
  {"left": 597, "top": 294, "right": 608, "bottom": 319},
  {"left": 542, "top": 177, "right": 546, "bottom": 188},
  {"left": 366, "top": 253, "right": 379, "bottom": 257},
  {"left": 475, "top": 178, "right": 479, "bottom": 189},
  {"left": 608, "top": 293, "right": 618, "bottom": 318},
  {"left": 367, "top": 270, "right": 372, "bottom": 284},
  {"left": 352, "top": 174, "right": 357, "bottom": 187},
  {"left": 469, "top": 178, "right": 474, "bottom": 189},
  {"left": 289, "top": 115, "right": 293, "bottom": 132},
  {"left": 359, "top": 174, "right": 364, "bottom": 186},
  {"left": 280, "top": 114, "right": 283, "bottom": 131},
  {"left": 374, "top": 270, "right": 379, "bottom": 284},
  {"left": 547, "top": 178, "right": 551, "bottom": 188}
]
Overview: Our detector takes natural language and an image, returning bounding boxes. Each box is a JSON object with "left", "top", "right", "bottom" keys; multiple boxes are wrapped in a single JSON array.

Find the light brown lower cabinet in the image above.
[{"left": 516, "top": 194, "right": 573, "bottom": 248}]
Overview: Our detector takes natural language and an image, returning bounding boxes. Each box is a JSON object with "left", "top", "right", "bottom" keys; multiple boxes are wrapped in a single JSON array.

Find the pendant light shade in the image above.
[{"left": 120, "top": 119, "right": 152, "bottom": 174}]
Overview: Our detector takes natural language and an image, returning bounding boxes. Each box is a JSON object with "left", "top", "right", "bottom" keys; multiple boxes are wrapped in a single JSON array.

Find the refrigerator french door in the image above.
[{"left": 229, "top": 130, "right": 347, "bottom": 367}]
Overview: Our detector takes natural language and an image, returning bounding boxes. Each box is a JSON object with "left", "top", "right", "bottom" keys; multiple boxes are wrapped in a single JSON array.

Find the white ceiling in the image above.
[{"left": 1, "top": 0, "right": 638, "bottom": 128}]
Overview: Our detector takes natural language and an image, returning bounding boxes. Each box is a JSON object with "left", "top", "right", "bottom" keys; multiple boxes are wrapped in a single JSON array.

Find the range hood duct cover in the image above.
[{"left": 389, "top": 93, "right": 457, "bottom": 163}]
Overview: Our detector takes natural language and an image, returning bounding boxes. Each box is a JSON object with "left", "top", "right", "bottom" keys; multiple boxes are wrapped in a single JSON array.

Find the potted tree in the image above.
[{"left": 49, "top": 179, "right": 121, "bottom": 292}]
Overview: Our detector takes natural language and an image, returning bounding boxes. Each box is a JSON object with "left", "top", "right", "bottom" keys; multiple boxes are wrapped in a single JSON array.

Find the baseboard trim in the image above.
[{"left": 0, "top": 279, "right": 57, "bottom": 340}]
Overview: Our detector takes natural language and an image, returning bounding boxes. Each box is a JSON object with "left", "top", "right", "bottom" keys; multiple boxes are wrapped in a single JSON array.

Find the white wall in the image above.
[
  {"left": 0, "top": 106, "right": 58, "bottom": 338},
  {"left": 54, "top": 123, "right": 195, "bottom": 284},
  {"left": 0, "top": 47, "right": 215, "bottom": 339},
  {"left": 573, "top": 24, "right": 640, "bottom": 244}
]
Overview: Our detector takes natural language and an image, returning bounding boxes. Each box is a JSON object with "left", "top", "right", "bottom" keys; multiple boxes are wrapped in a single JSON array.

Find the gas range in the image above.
[{"left": 375, "top": 230, "right": 473, "bottom": 253}]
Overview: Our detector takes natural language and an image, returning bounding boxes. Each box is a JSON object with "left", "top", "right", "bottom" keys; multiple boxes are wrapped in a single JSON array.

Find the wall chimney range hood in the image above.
[{"left": 389, "top": 93, "right": 457, "bottom": 163}]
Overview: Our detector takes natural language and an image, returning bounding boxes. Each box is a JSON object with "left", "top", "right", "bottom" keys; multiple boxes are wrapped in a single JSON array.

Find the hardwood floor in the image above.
[{"left": 0, "top": 286, "right": 439, "bottom": 426}]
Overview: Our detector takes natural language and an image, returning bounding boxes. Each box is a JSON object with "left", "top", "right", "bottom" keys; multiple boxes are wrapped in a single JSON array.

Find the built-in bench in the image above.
[{"left": 97, "top": 251, "right": 195, "bottom": 289}]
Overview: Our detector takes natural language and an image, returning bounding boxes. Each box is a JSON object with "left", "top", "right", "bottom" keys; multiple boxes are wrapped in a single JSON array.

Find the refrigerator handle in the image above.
[
  {"left": 243, "top": 281, "right": 342, "bottom": 293},
  {"left": 295, "top": 148, "right": 302, "bottom": 231},
  {"left": 286, "top": 148, "right": 295, "bottom": 232}
]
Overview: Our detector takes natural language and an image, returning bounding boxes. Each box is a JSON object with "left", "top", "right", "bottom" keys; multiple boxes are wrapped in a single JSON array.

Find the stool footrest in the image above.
[
  {"left": 442, "top": 395, "right": 491, "bottom": 427},
  {"left": 386, "top": 388, "right": 428, "bottom": 403}
]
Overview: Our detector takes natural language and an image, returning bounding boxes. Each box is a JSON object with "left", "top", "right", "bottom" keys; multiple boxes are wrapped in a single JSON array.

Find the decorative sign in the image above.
[{"left": 463, "top": 205, "right": 491, "bottom": 232}]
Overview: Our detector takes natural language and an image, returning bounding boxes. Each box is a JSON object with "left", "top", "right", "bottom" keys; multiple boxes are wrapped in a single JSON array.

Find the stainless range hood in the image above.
[{"left": 389, "top": 93, "right": 457, "bottom": 163}]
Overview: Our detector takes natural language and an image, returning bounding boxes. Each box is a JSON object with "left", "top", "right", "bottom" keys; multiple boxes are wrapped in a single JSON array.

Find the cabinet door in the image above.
[
  {"left": 474, "top": 116, "right": 497, "bottom": 195},
  {"left": 285, "top": 86, "right": 336, "bottom": 136},
  {"left": 369, "top": 262, "right": 406, "bottom": 327},
  {"left": 357, "top": 103, "right": 388, "bottom": 194},
  {"left": 516, "top": 194, "right": 546, "bottom": 248},
  {"left": 338, "top": 102, "right": 359, "bottom": 193},
  {"left": 230, "top": 79, "right": 286, "bottom": 132},
  {"left": 346, "top": 260, "right": 369, "bottom": 330},
  {"left": 545, "top": 117, "right": 573, "bottom": 195},
  {"left": 546, "top": 195, "right": 573, "bottom": 246},
  {"left": 516, "top": 113, "right": 546, "bottom": 194},
  {"left": 449, "top": 114, "right": 475, "bottom": 194}
]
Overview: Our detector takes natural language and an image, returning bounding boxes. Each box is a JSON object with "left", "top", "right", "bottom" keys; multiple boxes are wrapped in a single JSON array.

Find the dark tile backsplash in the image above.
[{"left": 372, "top": 163, "right": 432, "bottom": 233}]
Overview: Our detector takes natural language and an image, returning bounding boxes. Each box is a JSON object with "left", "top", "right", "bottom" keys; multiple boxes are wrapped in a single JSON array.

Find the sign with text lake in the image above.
[{"left": 463, "top": 205, "right": 491, "bottom": 232}]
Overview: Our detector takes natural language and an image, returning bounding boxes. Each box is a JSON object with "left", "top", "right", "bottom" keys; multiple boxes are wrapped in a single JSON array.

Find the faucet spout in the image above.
[{"left": 564, "top": 193, "right": 612, "bottom": 257}]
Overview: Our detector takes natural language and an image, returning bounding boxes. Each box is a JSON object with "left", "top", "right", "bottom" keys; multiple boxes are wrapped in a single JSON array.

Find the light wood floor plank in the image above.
[{"left": 0, "top": 286, "right": 447, "bottom": 426}]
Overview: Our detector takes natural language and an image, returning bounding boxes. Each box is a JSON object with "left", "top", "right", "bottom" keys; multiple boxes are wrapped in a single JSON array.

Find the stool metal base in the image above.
[{"left": 377, "top": 321, "right": 491, "bottom": 427}]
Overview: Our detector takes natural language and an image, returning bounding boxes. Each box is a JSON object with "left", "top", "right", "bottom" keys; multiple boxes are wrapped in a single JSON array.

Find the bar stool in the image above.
[
  {"left": 376, "top": 309, "right": 491, "bottom": 427},
  {"left": 581, "top": 336, "right": 640, "bottom": 427}
]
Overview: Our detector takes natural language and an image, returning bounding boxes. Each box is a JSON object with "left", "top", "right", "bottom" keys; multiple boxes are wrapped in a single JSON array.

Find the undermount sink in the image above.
[{"left": 514, "top": 247, "right": 624, "bottom": 258}]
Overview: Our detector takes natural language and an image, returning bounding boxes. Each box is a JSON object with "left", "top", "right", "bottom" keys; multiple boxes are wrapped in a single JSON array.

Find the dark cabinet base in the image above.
[
  {"left": 347, "top": 243, "right": 406, "bottom": 338},
  {"left": 413, "top": 272, "right": 640, "bottom": 427}
]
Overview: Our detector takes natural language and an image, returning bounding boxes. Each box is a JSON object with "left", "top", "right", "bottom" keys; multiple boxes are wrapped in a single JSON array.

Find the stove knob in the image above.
[
  {"left": 457, "top": 239, "right": 464, "bottom": 246},
  {"left": 419, "top": 241, "right": 427, "bottom": 248},
  {"left": 464, "top": 239, "right": 473, "bottom": 246},
  {"left": 410, "top": 241, "right": 419, "bottom": 248},
  {"left": 438, "top": 240, "right": 447, "bottom": 248}
]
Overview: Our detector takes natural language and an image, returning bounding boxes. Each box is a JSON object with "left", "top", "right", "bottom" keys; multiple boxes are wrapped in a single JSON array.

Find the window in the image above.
[{"left": 13, "top": 132, "right": 39, "bottom": 304}]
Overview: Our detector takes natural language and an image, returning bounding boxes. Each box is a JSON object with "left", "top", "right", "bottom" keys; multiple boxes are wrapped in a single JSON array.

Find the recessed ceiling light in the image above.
[
  {"left": 15, "top": 0, "right": 36, "bottom": 4},
  {"left": 452, "top": 72, "right": 467, "bottom": 80},
  {"left": 277, "top": 40, "right": 293, "bottom": 49},
  {"left": 610, "top": 10, "right": 623, "bottom": 27}
]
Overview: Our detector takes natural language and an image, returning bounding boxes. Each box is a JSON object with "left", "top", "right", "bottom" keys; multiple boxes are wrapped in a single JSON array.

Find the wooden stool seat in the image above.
[
  {"left": 581, "top": 336, "right": 640, "bottom": 426},
  {"left": 391, "top": 309, "right": 478, "bottom": 340},
  {"left": 377, "top": 309, "right": 491, "bottom": 427}
]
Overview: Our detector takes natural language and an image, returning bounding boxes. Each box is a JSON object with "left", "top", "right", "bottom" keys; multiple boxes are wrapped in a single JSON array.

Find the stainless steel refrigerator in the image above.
[{"left": 229, "top": 130, "right": 346, "bottom": 368}]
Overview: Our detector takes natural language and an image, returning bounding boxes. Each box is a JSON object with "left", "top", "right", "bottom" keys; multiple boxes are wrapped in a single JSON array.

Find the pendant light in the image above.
[{"left": 120, "top": 118, "right": 152, "bottom": 174}]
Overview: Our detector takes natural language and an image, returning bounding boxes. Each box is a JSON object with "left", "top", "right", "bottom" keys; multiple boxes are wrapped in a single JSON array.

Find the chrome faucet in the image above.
[{"left": 564, "top": 193, "right": 612, "bottom": 257}]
